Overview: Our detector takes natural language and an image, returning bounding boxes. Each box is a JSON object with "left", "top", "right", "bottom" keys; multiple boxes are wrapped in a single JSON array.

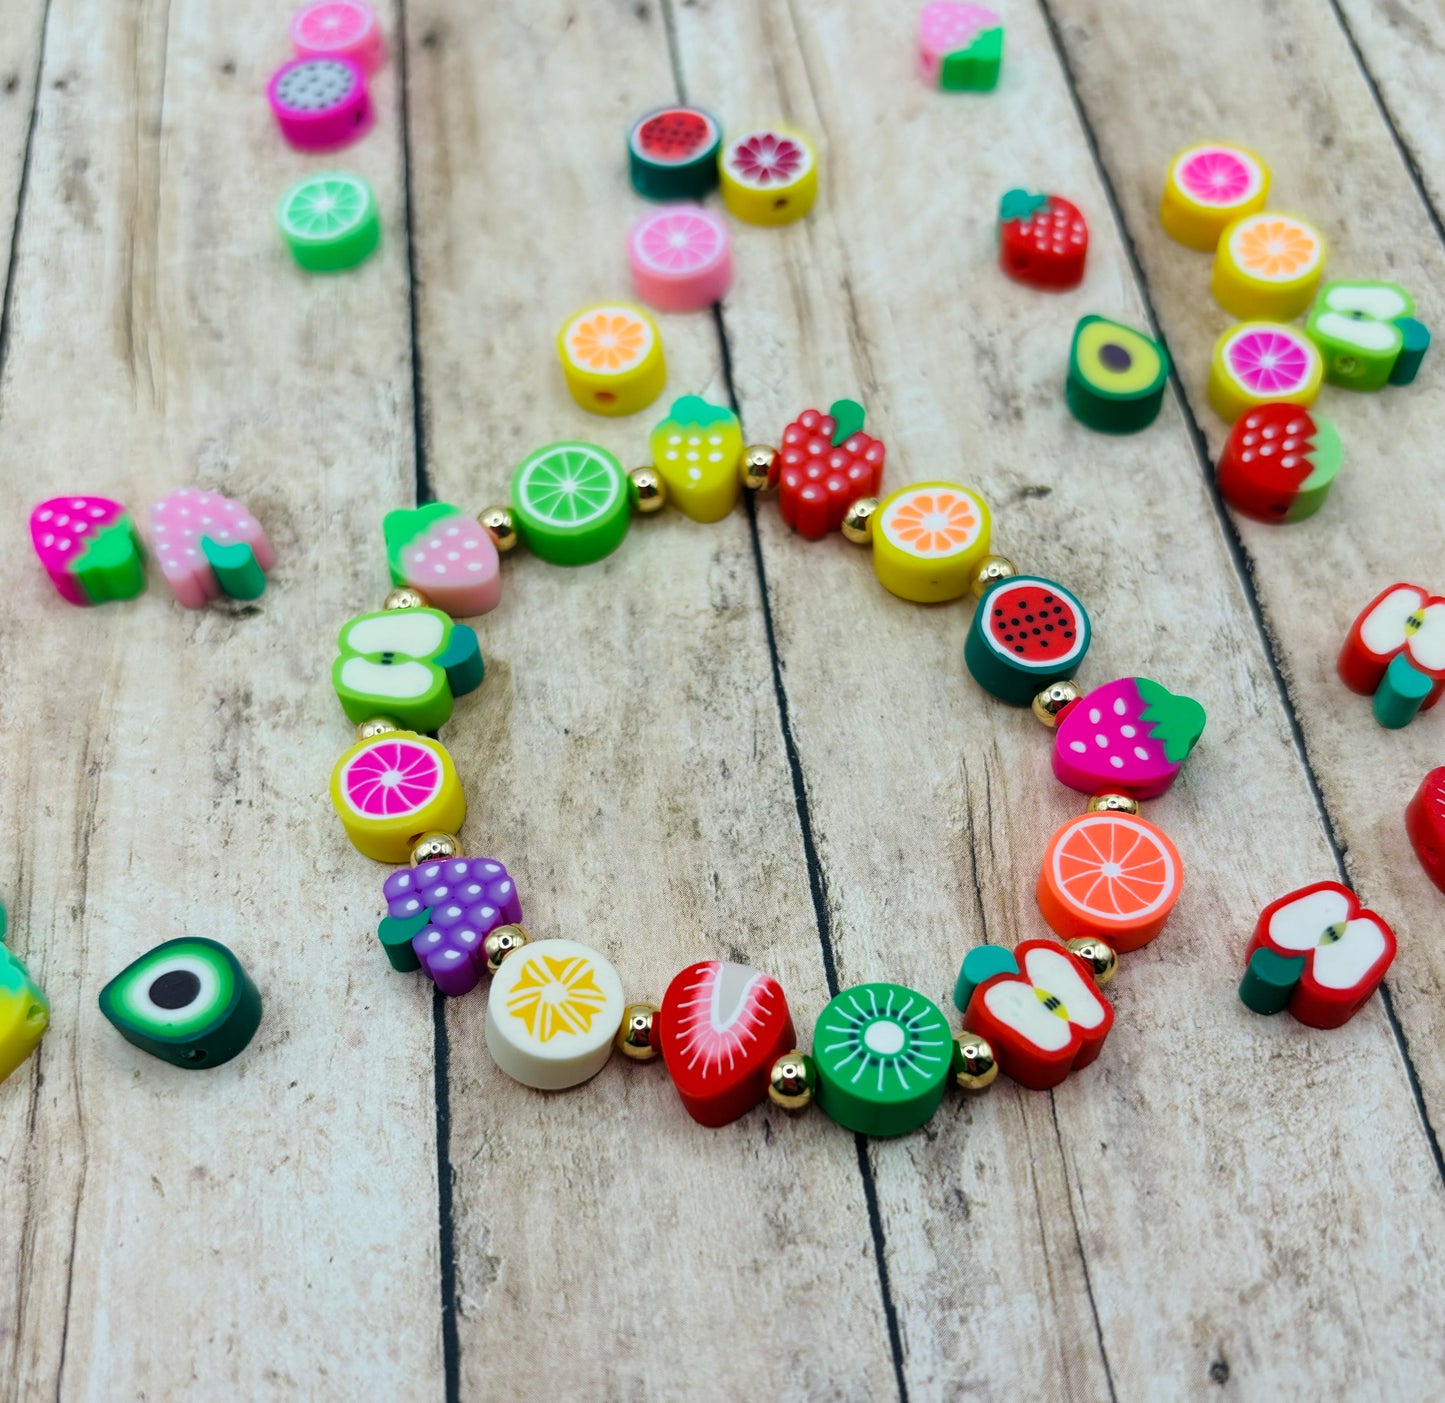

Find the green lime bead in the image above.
[
  {"left": 511, "top": 442, "right": 631, "bottom": 566},
  {"left": 279, "top": 172, "right": 380, "bottom": 273},
  {"left": 812, "top": 982, "right": 953, "bottom": 1137},
  {"left": 1239, "top": 946, "right": 1305, "bottom": 1016},
  {"left": 1066, "top": 316, "right": 1170, "bottom": 433}
]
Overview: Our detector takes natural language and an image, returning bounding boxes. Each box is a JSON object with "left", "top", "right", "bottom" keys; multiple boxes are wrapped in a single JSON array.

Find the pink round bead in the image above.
[
  {"left": 627, "top": 205, "right": 732, "bottom": 313},
  {"left": 291, "top": 2, "right": 386, "bottom": 75},
  {"left": 267, "top": 56, "right": 373, "bottom": 152}
]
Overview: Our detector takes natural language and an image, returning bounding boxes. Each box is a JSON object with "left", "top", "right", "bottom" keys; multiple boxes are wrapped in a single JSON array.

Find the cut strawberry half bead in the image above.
[
  {"left": 1406, "top": 768, "right": 1445, "bottom": 893},
  {"left": 776, "top": 398, "right": 885, "bottom": 539}
]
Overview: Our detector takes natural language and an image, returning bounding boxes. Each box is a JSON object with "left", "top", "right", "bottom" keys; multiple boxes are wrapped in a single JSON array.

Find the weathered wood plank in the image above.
[
  {"left": 0, "top": 3, "right": 445, "bottom": 1398},
  {"left": 404, "top": 1, "right": 896, "bottom": 1396},
  {"left": 672, "top": 0, "right": 1445, "bottom": 1397},
  {"left": 0, "top": 0, "right": 46, "bottom": 298}
]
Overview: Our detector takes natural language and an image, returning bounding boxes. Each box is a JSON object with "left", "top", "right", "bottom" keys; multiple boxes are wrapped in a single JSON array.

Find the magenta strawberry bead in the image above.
[
  {"left": 30, "top": 496, "right": 145, "bottom": 605},
  {"left": 1052, "top": 677, "right": 1206, "bottom": 800}
]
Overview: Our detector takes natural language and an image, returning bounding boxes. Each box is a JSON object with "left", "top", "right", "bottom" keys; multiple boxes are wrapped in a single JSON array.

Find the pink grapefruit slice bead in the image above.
[
  {"left": 330, "top": 731, "right": 465, "bottom": 863},
  {"left": 627, "top": 206, "right": 732, "bottom": 313},
  {"left": 1208, "top": 321, "right": 1322, "bottom": 423},
  {"left": 150, "top": 487, "right": 273, "bottom": 608},
  {"left": 1160, "top": 143, "right": 1270, "bottom": 251},
  {"left": 291, "top": 2, "right": 386, "bottom": 74}
]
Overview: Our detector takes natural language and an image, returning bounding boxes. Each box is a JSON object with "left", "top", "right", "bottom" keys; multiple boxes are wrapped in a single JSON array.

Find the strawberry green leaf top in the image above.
[
  {"left": 999, "top": 188, "right": 1049, "bottom": 223},
  {"left": 1135, "top": 677, "right": 1207, "bottom": 763}
]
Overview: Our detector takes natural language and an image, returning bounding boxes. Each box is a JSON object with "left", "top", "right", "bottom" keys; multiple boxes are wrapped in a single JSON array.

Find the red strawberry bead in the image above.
[
  {"left": 998, "top": 189, "right": 1088, "bottom": 290},
  {"left": 777, "top": 399, "right": 886, "bottom": 539}
]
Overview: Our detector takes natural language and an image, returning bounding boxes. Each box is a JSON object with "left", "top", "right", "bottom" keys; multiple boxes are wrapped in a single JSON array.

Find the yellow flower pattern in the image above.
[
  {"left": 1233, "top": 218, "right": 1318, "bottom": 280},
  {"left": 505, "top": 953, "right": 610, "bottom": 1043}
]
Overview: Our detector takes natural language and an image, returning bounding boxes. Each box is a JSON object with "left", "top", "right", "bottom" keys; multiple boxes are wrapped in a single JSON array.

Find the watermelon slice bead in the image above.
[
  {"left": 627, "top": 106, "right": 721, "bottom": 201},
  {"left": 964, "top": 575, "right": 1091, "bottom": 705}
]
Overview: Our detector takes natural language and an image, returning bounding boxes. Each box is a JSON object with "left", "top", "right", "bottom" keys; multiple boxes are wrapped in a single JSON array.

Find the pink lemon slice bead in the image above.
[
  {"left": 291, "top": 2, "right": 386, "bottom": 74},
  {"left": 150, "top": 487, "right": 274, "bottom": 609},
  {"left": 627, "top": 205, "right": 732, "bottom": 313},
  {"left": 267, "top": 56, "right": 373, "bottom": 152},
  {"left": 1208, "top": 321, "right": 1323, "bottom": 422},
  {"left": 30, "top": 496, "right": 145, "bottom": 606}
]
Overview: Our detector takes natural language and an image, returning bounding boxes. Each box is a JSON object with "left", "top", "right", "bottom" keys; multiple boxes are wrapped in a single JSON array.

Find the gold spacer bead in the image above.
[
  {"left": 615, "top": 1003, "right": 660, "bottom": 1060},
  {"left": 1032, "top": 680, "right": 1083, "bottom": 729},
  {"left": 970, "top": 554, "right": 1018, "bottom": 599},
  {"left": 841, "top": 496, "right": 880, "bottom": 545},
  {"left": 410, "top": 832, "right": 462, "bottom": 865},
  {"left": 478, "top": 504, "right": 518, "bottom": 553},
  {"left": 741, "top": 444, "right": 778, "bottom": 492},
  {"left": 767, "top": 1050, "right": 817, "bottom": 1113},
  {"left": 1087, "top": 792, "right": 1141, "bottom": 817},
  {"left": 953, "top": 1030, "right": 1000, "bottom": 1092},
  {"left": 1065, "top": 937, "right": 1119, "bottom": 988},
  {"left": 356, "top": 716, "right": 401, "bottom": 742},
  {"left": 484, "top": 924, "right": 529, "bottom": 974},
  {"left": 384, "top": 586, "right": 430, "bottom": 611},
  {"left": 628, "top": 466, "right": 667, "bottom": 515}
]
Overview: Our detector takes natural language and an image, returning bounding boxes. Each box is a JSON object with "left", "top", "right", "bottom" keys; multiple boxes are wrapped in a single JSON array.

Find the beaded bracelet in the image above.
[{"left": 325, "top": 394, "right": 1210, "bottom": 1138}]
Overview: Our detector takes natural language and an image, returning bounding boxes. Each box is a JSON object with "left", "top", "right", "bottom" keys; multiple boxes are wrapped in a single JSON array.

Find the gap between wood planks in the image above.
[{"left": 1034, "top": 0, "right": 1445, "bottom": 1193}]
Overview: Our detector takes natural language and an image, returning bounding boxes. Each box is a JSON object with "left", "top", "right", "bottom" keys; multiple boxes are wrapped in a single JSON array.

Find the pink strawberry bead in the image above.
[
  {"left": 30, "top": 496, "right": 142, "bottom": 606},
  {"left": 917, "top": 2, "right": 998, "bottom": 82},
  {"left": 1052, "top": 677, "right": 1207, "bottom": 800},
  {"left": 291, "top": 2, "right": 386, "bottom": 75},
  {"left": 267, "top": 56, "right": 373, "bottom": 152},
  {"left": 628, "top": 206, "right": 732, "bottom": 313},
  {"left": 150, "top": 487, "right": 274, "bottom": 609}
]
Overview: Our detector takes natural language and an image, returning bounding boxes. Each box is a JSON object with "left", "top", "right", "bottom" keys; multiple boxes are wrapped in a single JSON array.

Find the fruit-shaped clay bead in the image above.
[
  {"left": 998, "top": 190, "right": 1087, "bottom": 290},
  {"left": 628, "top": 206, "right": 731, "bottom": 314},
  {"left": 965, "top": 575, "right": 1090, "bottom": 705},
  {"left": 1065, "top": 316, "right": 1170, "bottom": 433},
  {"left": 291, "top": 1, "right": 385, "bottom": 73},
  {"left": 267, "top": 56, "right": 373, "bottom": 151},
  {"left": 648, "top": 396, "right": 743, "bottom": 522},
  {"left": 1216, "top": 403, "right": 1342, "bottom": 523},
  {"left": 149, "top": 487, "right": 273, "bottom": 607},
  {"left": 1407, "top": 769, "right": 1445, "bottom": 893},
  {"left": 333, "top": 606, "right": 483, "bottom": 732},
  {"left": 957, "top": 940, "right": 1113, "bottom": 1091},
  {"left": 1306, "top": 281, "right": 1430, "bottom": 391},
  {"left": 484, "top": 938, "right": 625, "bottom": 1090},
  {"left": 1159, "top": 143, "right": 1269, "bottom": 251},
  {"left": 1052, "top": 677, "right": 1206, "bottom": 800},
  {"left": 1338, "top": 582, "right": 1445, "bottom": 728},
  {"left": 777, "top": 399, "right": 886, "bottom": 540},
  {"left": 557, "top": 303, "right": 666, "bottom": 417},
  {"left": 871, "top": 482, "right": 991, "bottom": 603},
  {"left": 330, "top": 730, "right": 465, "bottom": 863},
  {"left": 278, "top": 172, "right": 380, "bottom": 272},
  {"left": 381, "top": 857, "right": 522, "bottom": 996},
  {"left": 1240, "top": 882, "right": 1396, "bottom": 1029},
  {"left": 656, "top": 961, "right": 797, "bottom": 1127},
  {"left": 627, "top": 106, "right": 721, "bottom": 201},
  {"left": 0, "top": 932, "right": 48, "bottom": 1085},
  {"left": 511, "top": 442, "right": 631, "bottom": 565},
  {"left": 30, "top": 496, "right": 145, "bottom": 606},
  {"left": 917, "top": 3, "right": 1004, "bottom": 91},
  {"left": 811, "top": 982, "right": 953, "bottom": 1136},
  {"left": 98, "top": 938, "right": 261, "bottom": 1069},
  {"left": 1037, "top": 810, "right": 1183, "bottom": 952},
  {"left": 383, "top": 502, "right": 500, "bottom": 617},
  {"left": 1208, "top": 322, "right": 1322, "bottom": 423},
  {"left": 719, "top": 128, "right": 817, "bottom": 227},
  {"left": 1211, "top": 213, "right": 1326, "bottom": 321}
]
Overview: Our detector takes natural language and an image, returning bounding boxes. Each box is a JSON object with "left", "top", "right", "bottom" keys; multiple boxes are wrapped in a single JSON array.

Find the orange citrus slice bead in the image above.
[{"left": 871, "top": 481, "right": 992, "bottom": 603}]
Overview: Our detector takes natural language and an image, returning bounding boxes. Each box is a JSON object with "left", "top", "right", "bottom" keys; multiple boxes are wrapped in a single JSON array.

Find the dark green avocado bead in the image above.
[{"left": 99, "top": 938, "right": 261, "bottom": 1069}]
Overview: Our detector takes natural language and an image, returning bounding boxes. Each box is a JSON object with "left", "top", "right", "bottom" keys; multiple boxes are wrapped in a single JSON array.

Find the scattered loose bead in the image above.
[
  {"left": 1216, "top": 403, "right": 1342, "bottom": 523},
  {"left": 649, "top": 396, "right": 743, "bottom": 522},
  {"left": 267, "top": 56, "right": 373, "bottom": 152},
  {"left": 970, "top": 553, "right": 1017, "bottom": 599},
  {"left": 628, "top": 466, "right": 667, "bottom": 515},
  {"left": 1064, "top": 937, "right": 1118, "bottom": 988},
  {"left": 628, "top": 206, "right": 732, "bottom": 313},
  {"left": 1306, "top": 281, "right": 1430, "bottom": 391},
  {"left": 511, "top": 442, "right": 631, "bottom": 565},
  {"left": 150, "top": 487, "right": 272, "bottom": 607},
  {"left": 291, "top": 1, "right": 386, "bottom": 74},
  {"left": 719, "top": 128, "right": 818, "bottom": 227},
  {"left": 0, "top": 925, "right": 47, "bottom": 1085},
  {"left": 557, "top": 303, "right": 666, "bottom": 417},
  {"left": 777, "top": 400, "right": 885, "bottom": 540},
  {"left": 1159, "top": 142, "right": 1269, "bottom": 251},
  {"left": 333, "top": 606, "right": 483, "bottom": 733},
  {"left": 1051, "top": 677, "right": 1206, "bottom": 800},
  {"left": 615, "top": 1003, "right": 660, "bottom": 1061},
  {"left": 30, "top": 496, "right": 145, "bottom": 606},
  {"left": 917, "top": 3, "right": 1004, "bottom": 91},
  {"left": 383, "top": 503, "right": 501, "bottom": 618},
  {"left": 870, "top": 482, "right": 991, "bottom": 601},
  {"left": 1212, "top": 212, "right": 1325, "bottom": 321},
  {"left": 740, "top": 444, "right": 778, "bottom": 492},
  {"left": 1066, "top": 315, "right": 1170, "bottom": 434},
  {"left": 477, "top": 504, "right": 519, "bottom": 553},
  {"left": 965, "top": 574, "right": 1091, "bottom": 706},
  {"left": 767, "top": 1050, "right": 817, "bottom": 1113},
  {"left": 331, "top": 730, "right": 466, "bottom": 863},
  {"left": 1031, "top": 680, "right": 1082, "bottom": 728},
  {"left": 1208, "top": 321, "right": 1322, "bottom": 423},
  {"left": 1406, "top": 769, "right": 1445, "bottom": 893},
  {"left": 951, "top": 1030, "right": 999, "bottom": 1093},
  {"left": 841, "top": 496, "right": 879, "bottom": 545},
  {"left": 627, "top": 106, "right": 721, "bottom": 202},
  {"left": 278, "top": 172, "right": 380, "bottom": 272},
  {"left": 998, "top": 189, "right": 1087, "bottom": 290},
  {"left": 1338, "top": 582, "right": 1445, "bottom": 729}
]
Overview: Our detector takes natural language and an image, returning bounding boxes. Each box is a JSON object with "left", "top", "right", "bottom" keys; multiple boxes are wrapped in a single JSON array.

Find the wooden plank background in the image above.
[{"left": 1, "top": 1, "right": 1443, "bottom": 1398}]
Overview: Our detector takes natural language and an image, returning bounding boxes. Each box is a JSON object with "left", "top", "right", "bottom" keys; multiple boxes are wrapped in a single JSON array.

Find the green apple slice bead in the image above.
[
  {"left": 279, "top": 172, "right": 380, "bottom": 272},
  {"left": 510, "top": 442, "right": 630, "bottom": 566}
]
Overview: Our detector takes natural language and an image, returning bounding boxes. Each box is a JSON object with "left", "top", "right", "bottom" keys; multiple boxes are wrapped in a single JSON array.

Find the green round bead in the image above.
[
  {"left": 510, "top": 442, "right": 631, "bottom": 566},
  {"left": 279, "top": 172, "right": 380, "bottom": 273}
]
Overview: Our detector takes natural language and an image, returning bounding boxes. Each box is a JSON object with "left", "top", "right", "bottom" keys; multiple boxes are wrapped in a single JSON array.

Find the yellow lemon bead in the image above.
[
  {"left": 719, "top": 127, "right": 818, "bottom": 227},
  {"left": 1212, "top": 213, "right": 1326, "bottom": 321},
  {"left": 871, "top": 482, "right": 992, "bottom": 603},
  {"left": 1208, "top": 321, "right": 1322, "bottom": 423},
  {"left": 1159, "top": 142, "right": 1270, "bottom": 251},
  {"left": 330, "top": 730, "right": 466, "bottom": 864},
  {"left": 557, "top": 303, "right": 666, "bottom": 417}
]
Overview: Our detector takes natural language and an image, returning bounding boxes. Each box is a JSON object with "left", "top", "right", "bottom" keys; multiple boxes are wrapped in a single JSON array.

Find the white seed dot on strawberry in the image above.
[
  {"left": 1089, "top": 708, "right": 1101, "bottom": 723},
  {"left": 1134, "top": 746, "right": 1150, "bottom": 760},
  {"left": 1121, "top": 724, "right": 1136, "bottom": 737},
  {"left": 1070, "top": 741, "right": 1087, "bottom": 753},
  {"left": 1110, "top": 756, "right": 1124, "bottom": 768},
  {"left": 1282, "top": 456, "right": 1296, "bottom": 468}
]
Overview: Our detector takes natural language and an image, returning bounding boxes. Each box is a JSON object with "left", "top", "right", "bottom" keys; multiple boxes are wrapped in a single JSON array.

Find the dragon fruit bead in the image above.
[{"left": 267, "top": 56, "right": 373, "bottom": 152}]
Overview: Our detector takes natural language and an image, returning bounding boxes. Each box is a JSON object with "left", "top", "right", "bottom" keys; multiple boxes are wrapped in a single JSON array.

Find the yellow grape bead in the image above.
[
  {"left": 557, "top": 303, "right": 666, "bottom": 417},
  {"left": 330, "top": 730, "right": 466, "bottom": 864},
  {"left": 1212, "top": 213, "right": 1326, "bottom": 322},
  {"left": 871, "top": 482, "right": 992, "bottom": 603}
]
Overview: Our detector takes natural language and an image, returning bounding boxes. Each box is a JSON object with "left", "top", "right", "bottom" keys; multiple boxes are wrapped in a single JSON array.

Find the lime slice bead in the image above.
[
  {"left": 510, "top": 442, "right": 630, "bottom": 566},
  {"left": 278, "top": 172, "right": 380, "bottom": 271}
]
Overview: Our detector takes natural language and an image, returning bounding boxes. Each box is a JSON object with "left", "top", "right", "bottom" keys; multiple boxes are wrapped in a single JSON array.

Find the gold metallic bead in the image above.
[
  {"left": 478, "top": 504, "right": 518, "bottom": 553},
  {"left": 410, "top": 831, "right": 462, "bottom": 866},
  {"left": 1032, "top": 680, "right": 1083, "bottom": 728},
  {"left": 615, "top": 1003, "right": 660, "bottom": 1061},
  {"left": 953, "top": 1031, "right": 1000, "bottom": 1092},
  {"left": 841, "top": 496, "right": 880, "bottom": 545},
  {"left": 1087, "top": 792, "right": 1141, "bottom": 817},
  {"left": 628, "top": 466, "right": 667, "bottom": 514},
  {"left": 970, "top": 554, "right": 1018, "bottom": 599},
  {"left": 483, "top": 924, "right": 529, "bottom": 974},
  {"left": 741, "top": 444, "right": 778, "bottom": 492},
  {"left": 384, "top": 586, "right": 430, "bottom": 611},
  {"left": 356, "top": 716, "right": 400, "bottom": 742},
  {"left": 767, "top": 1050, "right": 817, "bottom": 1113},
  {"left": 1065, "top": 937, "right": 1119, "bottom": 988}
]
